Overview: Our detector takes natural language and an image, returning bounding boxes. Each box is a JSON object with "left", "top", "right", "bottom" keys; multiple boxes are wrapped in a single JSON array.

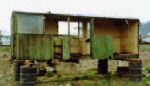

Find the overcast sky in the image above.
[{"left": 0, "top": 0, "right": 150, "bottom": 35}]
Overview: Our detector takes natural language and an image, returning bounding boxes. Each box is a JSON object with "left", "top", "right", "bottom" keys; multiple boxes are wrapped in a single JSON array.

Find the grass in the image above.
[
  {"left": 0, "top": 46, "right": 11, "bottom": 59},
  {"left": 46, "top": 71, "right": 55, "bottom": 77},
  {"left": 36, "top": 45, "right": 150, "bottom": 86},
  {"left": 0, "top": 45, "right": 150, "bottom": 86},
  {"left": 140, "top": 45, "right": 150, "bottom": 52},
  {"left": 0, "top": 45, "right": 11, "bottom": 52}
]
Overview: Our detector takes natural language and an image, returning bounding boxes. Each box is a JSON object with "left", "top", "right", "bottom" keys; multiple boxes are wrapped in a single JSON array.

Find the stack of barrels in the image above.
[{"left": 129, "top": 59, "right": 142, "bottom": 82}]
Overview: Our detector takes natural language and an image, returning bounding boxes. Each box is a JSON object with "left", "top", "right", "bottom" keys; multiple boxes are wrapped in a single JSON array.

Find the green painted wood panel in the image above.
[
  {"left": 63, "top": 36, "right": 70, "bottom": 60},
  {"left": 16, "top": 13, "right": 44, "bottom": 34},
  {"left": 92, "top": 35, "right": 114, "bottom": 59},
  {"left": 16, "top": 34, "right": 53, "bottom": 60},
  {"left": 106, "top": 36, "right": 114, "bottom": 59}
]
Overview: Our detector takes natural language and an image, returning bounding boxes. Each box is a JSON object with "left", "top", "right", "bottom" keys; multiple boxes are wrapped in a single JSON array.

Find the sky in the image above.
[{"left": 0, "top": 0, "right": 150, "bottom": 35}]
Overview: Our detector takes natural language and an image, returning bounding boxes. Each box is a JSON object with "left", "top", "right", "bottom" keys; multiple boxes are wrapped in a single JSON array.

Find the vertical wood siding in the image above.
[{"left": 16, "top": 34, "right": 53, "bottom": 60}]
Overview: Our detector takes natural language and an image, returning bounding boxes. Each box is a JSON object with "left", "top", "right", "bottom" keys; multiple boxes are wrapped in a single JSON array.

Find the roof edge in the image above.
[{"left": 12, "top": 11, "right": 140, "bottom": 21}]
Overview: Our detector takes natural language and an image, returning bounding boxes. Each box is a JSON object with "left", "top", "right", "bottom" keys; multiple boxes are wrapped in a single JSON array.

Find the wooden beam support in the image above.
[
  {"left": 90, "top": 18, "right": 94, "bottom": 57},
  {"left": 90, "top": 18, "right": 94, "bottom": 39},
  {"left": 78, "top": 21, "right": 80, "bottom": 38},
  {"left": 67, "top": 17, "right": 71, "bottom": 59},
  {"left": 67, "top": 17, "right": 70, "bottom": 36}
]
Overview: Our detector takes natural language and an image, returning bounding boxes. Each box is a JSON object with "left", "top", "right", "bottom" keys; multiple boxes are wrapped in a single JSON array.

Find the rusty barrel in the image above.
[
  {"left": 20, "top": 66, "right": 37, "bottom": 86},
  {"left": 129, "top": 59, "right": 142, "bottom": 82}
]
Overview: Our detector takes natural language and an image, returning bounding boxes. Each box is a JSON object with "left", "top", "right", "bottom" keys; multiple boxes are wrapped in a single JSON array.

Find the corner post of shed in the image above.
[{"left": 90, "top": 18, "right": 94, "bottom": 58}]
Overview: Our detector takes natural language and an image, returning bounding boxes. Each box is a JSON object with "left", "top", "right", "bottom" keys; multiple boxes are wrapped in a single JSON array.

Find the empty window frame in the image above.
[{"left": 58, "top": 21, "right": 83, "bottom": 36}]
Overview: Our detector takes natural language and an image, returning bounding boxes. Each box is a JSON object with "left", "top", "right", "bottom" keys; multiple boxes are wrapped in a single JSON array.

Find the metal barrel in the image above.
[
  {"left": 98, "top": 59, "right": 108, "bottom": 74},
  {"left": 129, "top": 59, "right": 142, "bottom": 82},
  {"left": 20, "top": 66, "right": 37, "bottom": 86},
  {"left": 117, "top": 67, "right": 129, "bottom": 77},
  {"left": 14, "top": 60, "right": 23, "bottom": 81}
]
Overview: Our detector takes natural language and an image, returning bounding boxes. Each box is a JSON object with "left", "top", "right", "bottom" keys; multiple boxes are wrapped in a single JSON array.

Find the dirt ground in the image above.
[{"left": 0, "top": 45, "right": 150, "bottom": 86}]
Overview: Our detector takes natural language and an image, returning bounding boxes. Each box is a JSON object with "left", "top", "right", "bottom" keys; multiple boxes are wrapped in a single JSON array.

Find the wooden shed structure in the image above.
[{"left": 11, "top": 11, "right": 140, "bottom": 60}]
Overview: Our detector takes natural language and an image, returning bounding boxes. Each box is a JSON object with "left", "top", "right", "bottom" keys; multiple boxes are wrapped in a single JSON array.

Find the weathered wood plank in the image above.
[
  {"left": 16, "top": 34, "right": 53, "bottom": 60},
  {"left": 63, "top": 36, "right": 70, "bottom": 60}
]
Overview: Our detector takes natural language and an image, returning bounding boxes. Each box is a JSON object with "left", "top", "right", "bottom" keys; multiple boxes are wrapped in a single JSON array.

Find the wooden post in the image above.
[
  {"left": 82, "top": 22, "right": 88, "bottom": 55},
  {"left": 90, "top": 18, "right": 94, "bottom": 57},
  {"left": 90, "top": 18, "right": 94, "bottom": 39},
  {"left": 67, "top": 17, "right": 70, "bottom": 36},
  {"left": 67, "top": 17, "right": 71, "bottom": 59},
  {"left": 78, "top": 21, "right": 80, "bottom": 38}
]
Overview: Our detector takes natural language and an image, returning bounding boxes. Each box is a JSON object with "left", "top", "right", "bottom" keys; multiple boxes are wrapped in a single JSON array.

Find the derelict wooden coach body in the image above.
[{"left": 11, "top": 11, "right": 140, "bottom": 60}]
